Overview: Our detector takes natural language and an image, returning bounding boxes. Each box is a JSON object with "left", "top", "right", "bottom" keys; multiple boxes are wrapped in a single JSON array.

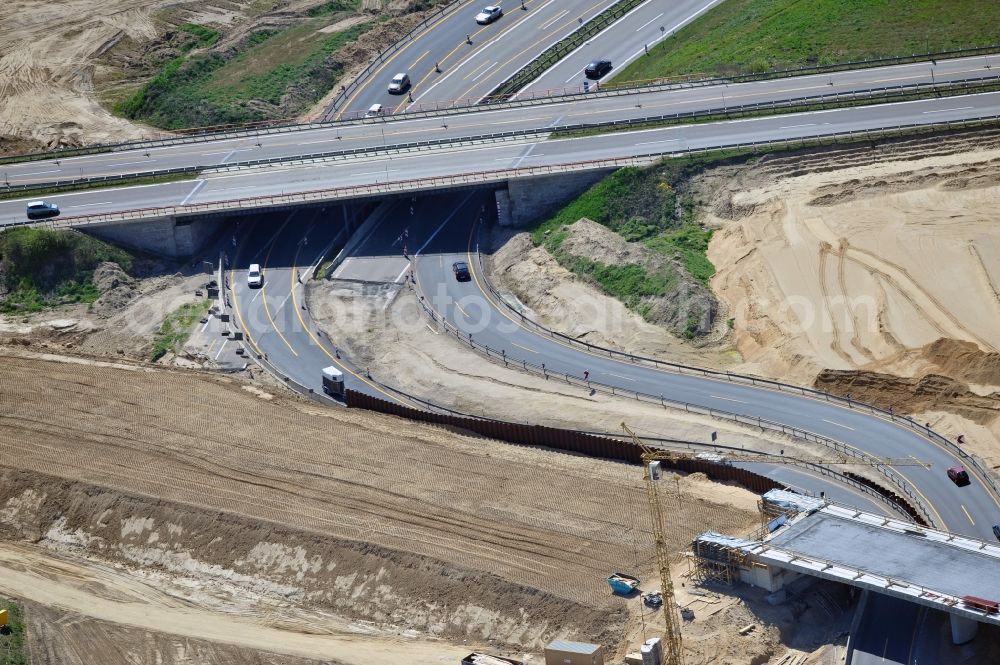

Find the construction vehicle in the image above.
[
  {"left": 620, "top": 422, "right": 929, "bottom": 665},
  {"left": 0, "top": 608, "right": 7, "bottom": 629}
]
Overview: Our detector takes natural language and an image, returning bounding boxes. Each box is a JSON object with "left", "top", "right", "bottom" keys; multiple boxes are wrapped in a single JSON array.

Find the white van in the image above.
[{"left": 247, "top": 263, "right": 262, "bottom": 288}]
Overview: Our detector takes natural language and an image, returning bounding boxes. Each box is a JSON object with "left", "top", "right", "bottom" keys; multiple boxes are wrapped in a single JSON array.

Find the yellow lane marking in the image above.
[
  {"left": 409, "top": 49, "right": 431, "bottom": 69},
  {"left": 335, "top": 6, "right": 459, "bottom": 119},
  {"left": 961, "top": 504, "right": 976, "bottom": 526},
  {"left": 288, "top": 227, "right": 410, "bottom": 403},
  {"left": 260, "top": 222, "right": 299, "bottom": 357}
]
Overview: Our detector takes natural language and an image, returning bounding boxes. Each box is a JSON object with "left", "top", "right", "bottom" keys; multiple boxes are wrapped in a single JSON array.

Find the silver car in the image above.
[{"left": 475, "top": 6, "right": 502, "bottom": 24}]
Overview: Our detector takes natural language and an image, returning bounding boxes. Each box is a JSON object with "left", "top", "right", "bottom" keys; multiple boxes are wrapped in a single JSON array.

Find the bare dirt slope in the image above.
[
  {"left": 0, "top": 0, "right": 175, "bottom": 148},
  {"left": 20, "top": 596, "right": 329, "bottom": 665},
  {"left": 0, "top": 346, "right": 762, "bottom": 662},
  {"left": 486, "top": 227, "right": 733, "bottom": 368},
  {"left": 703, "top": 129, "right": 1000, "bottom": 470}
]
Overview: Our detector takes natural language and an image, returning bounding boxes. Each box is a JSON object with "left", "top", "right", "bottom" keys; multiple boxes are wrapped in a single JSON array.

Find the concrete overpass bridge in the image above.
[{"left": 694, "top": 492, "right": 1000, "bottom": 647}]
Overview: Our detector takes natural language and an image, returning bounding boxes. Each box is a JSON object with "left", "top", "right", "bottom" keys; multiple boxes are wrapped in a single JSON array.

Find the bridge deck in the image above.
[{"left": 761, "top": 506, "right": 1000, "bottom": 614}]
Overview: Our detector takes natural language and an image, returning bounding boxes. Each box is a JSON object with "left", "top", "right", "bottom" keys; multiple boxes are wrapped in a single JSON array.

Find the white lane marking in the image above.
[
  {"left": 274, "top": 288, "right": 293, "bottom": 315},
  {"left": 16, "top": 169, "right": 62, "bottom": 177},
  {"left": 426, "top": 323, "right": 439, "bottom": 335},
  {"left": 635, "top": 12, "right": 664, "bottom": 32},
  {"left": 635, "top": 138, "right": 679, "bottom": 146},
  {"left": 300, "top": 139, "right": 336, "bottom": 145},
  {"left": 201, "top": 150, "right": 233, "bottom": 156},
  {"left": 710, "top": 394, "right": 747, "bottom": 403},
  {"left": 778, "top": 123, "right": 816, "bottom": 129},
  {"left": 415, "top": 192, "right": 476, "bottom": 256},
  {"left": 539, "top": 9, "right": 568, "bottom": 30},
  {"left": 214, "top": 340, "right": 228, "bottom": 361},
  {"left": 213, "top": 185, "right": 257, "bottom": 193},
  {"left": 512, "top": 143, "right": 537, "bottom": 169},
  {"left": 922, "top": 106, "right": 973, "bottom": 114},
  {"left": 180, "top": 179, "right": 206, "bottom": 205},
  {"left": 352, "top": 169, "right": 400, "bottom": 176},
  {"left": 822, "top": 418, "right": 855, "bottom": 431},
  {"left": 510, "top": 341, "right": 537, "bottom": 353},
  {"left": 67, "top": 201, "right": 113, "bottom": 208},
  {"left": 219, "top": 150, "right": 236, "bottom": 164},
  {"left": 608, "top": 372, "right": 637, "bottom": 381},
  {"left": 200, "top": 316, "right": 212, "bottom": 333},
  {"left": 249, "top": 286, "right": 264, "bottom": 303},
  {"left": 393, "top": 262, "right": 410, "bottom": 284},
  {"left": 103, "top": 160, "right": 154, "bottom": 168},
  {"left": 472, "top": 62, "right": 499, "bottom": 82}
]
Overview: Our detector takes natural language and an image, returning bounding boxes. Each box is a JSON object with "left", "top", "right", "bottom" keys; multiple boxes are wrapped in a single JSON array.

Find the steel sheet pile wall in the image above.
[{"left": 346, "top": 390, "right": 783, "bottom": 493}]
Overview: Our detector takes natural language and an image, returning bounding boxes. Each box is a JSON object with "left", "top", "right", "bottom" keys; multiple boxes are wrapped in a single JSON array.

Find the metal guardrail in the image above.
[
  {"left": 409, "top": 275, "right": 936, "bottom": 527},
  {"left": 487, "top": 0, "right": 645, "bottom": 101},
  {"left": 473, "top": 238, "right": 1000, "bottom": 510},
  {"left": 4, "top": 42, "right": 999, "bottom": 167},
  {"left": 8, "top": 74, "right": 1000, "bottom": 198}
]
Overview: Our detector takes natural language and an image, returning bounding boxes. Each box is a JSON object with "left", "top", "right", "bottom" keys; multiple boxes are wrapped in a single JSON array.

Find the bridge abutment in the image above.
[
  {"left": 85, "top": 215, "right": 223, "bottom": 258},
  {"left": 502, "top": 169, "right": 614, "bottom": 227}
]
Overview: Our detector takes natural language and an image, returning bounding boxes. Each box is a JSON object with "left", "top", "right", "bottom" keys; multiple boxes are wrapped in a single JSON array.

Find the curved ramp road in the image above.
[
  {"left": 3, "top": 54, "right": 999, "bottom": 188},
  {"left": 4, "top": 92, "right": 1000, "bottom": 226},
  {"left": 228, "top": 194, "right": 904, "bottom": 515},
  {"left": 394, "top": 192, "right": 1000, "bottom": 541}
]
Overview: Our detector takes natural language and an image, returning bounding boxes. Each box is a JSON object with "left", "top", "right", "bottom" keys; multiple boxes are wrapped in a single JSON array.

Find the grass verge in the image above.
[
  {"left": 0, "top": 599, "right": 26, "bottom": 665},
  {"left": 528, "top": 162, "right": 715, "bottom": 337},
  {"left": 617, "top": 0, "right": 1000, "bottom": 82},
  {"left": 0, "top": 171, "right": 200, "bottom": 202},
  {"left": 116, "top": 15, "right": 374, "bottom": 129},
  {"left": 0, "top": 227, "right": 134, "bottom": 314},
  {"left": 151, "top": 300, "right": 211, "bottom": 361}
]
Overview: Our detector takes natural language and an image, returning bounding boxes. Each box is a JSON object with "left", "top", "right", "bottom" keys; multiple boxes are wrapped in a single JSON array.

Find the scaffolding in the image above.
[{"left": 690, "top": 533, "right": 758, "bottom": 586}]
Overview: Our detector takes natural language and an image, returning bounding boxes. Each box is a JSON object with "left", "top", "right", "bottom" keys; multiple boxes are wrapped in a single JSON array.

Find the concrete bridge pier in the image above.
[{"left": 950, "top": 613, "right": 979, "bottom": 644}]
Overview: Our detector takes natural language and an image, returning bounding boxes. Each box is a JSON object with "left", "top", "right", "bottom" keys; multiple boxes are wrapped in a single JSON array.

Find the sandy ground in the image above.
[
  {"left": 0, "top": 0, "right": 175, "bottom": 147},
  {"left": 0, "top": 346, "right": 771, "bottom": 663},
  {"left": 703, "top": 130, "right": 1000, "bottom": 471},
  {"left": 484, "top": 129, "right": 1000, "bottom": 477}
]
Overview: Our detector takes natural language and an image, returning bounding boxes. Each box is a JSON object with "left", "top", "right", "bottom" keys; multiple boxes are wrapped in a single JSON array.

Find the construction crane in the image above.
[{"left": 619, "top": 422, "right": 929, "bottom": 665}]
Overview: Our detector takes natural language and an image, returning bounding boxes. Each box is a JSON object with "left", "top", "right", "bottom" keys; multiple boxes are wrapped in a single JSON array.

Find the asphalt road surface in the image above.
[
  {"left": 328, "top": 0, "right": 627, "bottom": 119},
  {"left": 519, "top": 0, "right": 726, "bottom": 94},
  {"left": 373, "top": 190, "right": 1000, "bottom": 540},
  {"left": 5, "top": 54, "right": 998, "bottom": 189},
  {"left": 5, "top": 90, "right": 1000, "bottom": 227}
]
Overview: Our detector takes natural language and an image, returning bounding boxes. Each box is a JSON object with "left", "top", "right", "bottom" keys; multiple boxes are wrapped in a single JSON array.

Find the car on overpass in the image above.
[
  {"left": 475, "top": 6, "right": 502, "bottom": 24},
  {"left": 25, "top": 200, "right": 59, "bottom": 220}
]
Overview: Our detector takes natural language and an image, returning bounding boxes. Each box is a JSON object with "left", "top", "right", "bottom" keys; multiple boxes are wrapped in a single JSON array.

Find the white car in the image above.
[
  {"left": 365, "top": 103, "right": 384, "bottom": 117},
  {"left": 247, "top": 263, "right": 262, "bottom": 288},
  {"left": 475, "top": 6, "right": 502, "bottom": 24},
  {"left": 387, "top": 72, "right": 410, "bottom": 94}
]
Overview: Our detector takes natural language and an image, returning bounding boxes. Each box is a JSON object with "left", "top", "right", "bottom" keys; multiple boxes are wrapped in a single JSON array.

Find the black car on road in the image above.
[
  {"left": 453, "top": 261, "right": 471, "bottom": 281},
  {"left": 585, "top": 60, "right": 612, "bottom": 79}
]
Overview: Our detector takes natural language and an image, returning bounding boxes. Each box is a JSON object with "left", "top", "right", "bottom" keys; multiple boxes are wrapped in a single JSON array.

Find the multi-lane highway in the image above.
[
  {"left": 4, "top": 53, "right": 998, "bottom": 191},
  {"left": 329, "top": 0, "right": 629, "bottom": 118},
  {"left": 4, "top": 90, "right": 1000, "bottom": 226},
  {"left": 518, "top": 0, "right": 726, "bottom": 94}
]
